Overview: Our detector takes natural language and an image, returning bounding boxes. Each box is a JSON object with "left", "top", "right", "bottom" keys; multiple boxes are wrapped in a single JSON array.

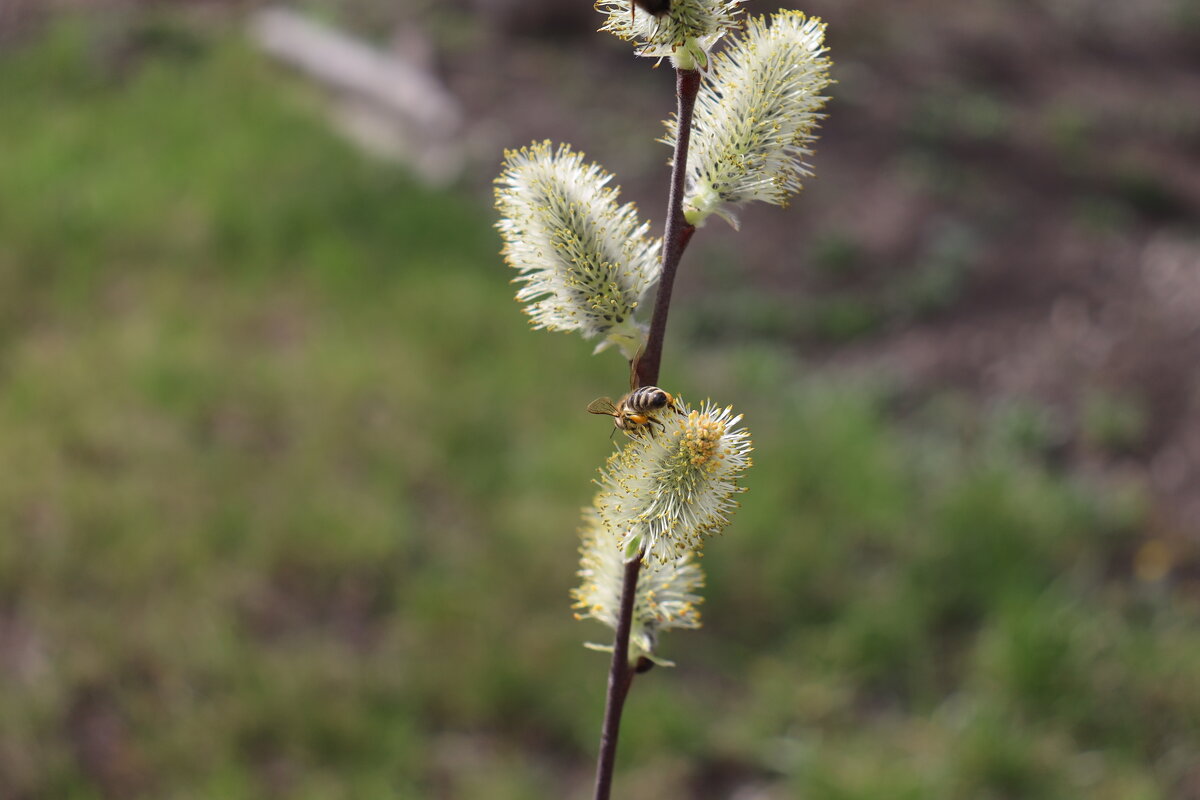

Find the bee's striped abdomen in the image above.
[{"left": 624, "top": 386, "right": 672, "bottom": 413}]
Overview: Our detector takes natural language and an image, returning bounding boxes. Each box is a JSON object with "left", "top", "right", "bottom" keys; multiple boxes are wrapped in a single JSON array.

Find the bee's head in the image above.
[{"left": 649, "top": 389, "right": 672, "bottom": 409}]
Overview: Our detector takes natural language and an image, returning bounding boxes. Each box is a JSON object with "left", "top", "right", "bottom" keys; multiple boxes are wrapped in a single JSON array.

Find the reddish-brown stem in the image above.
[
  {"left": 592, "top": 66, "right": 702, "bottom": 800},
  {"left": 591, "top": 554, "right": 642, "bottom": 800},
  {"left": 633, "top": 67, "right": 701, "bottom": 390}
]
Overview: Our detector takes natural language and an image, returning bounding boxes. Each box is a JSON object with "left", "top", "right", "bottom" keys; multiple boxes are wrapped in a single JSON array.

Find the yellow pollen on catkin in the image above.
[{"left": 681, "top": 411, "right": 726, "bottom": 467}]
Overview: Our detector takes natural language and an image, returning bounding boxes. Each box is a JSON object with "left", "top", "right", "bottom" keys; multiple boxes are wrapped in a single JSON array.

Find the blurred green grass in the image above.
[{"left": 1, "top": 17, "right": 1198, "bottom": 800}]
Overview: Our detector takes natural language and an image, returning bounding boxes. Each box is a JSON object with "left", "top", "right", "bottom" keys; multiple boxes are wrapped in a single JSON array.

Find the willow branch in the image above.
[
  {"left": 633, "top": 67, "right": 701, "bottom": 390},
  {"left": 591, "top": 553, "right": 642, "bottom": 800},
  {"left": 593, "top": 66, "right": 702, "bottom": 800}
]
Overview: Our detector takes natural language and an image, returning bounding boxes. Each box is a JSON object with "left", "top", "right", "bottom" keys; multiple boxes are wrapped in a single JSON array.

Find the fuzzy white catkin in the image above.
[
  {"left": 596, "top": 0, "right": 744, "bottom": 69},
  {"left": 494, "top": 141, "right": 660, "bottom": 357},
  {"left": 664, "top": 10, "right": 833, "bottom": 228},
  {"left": 596, "top": 399, "right": 753, "bottom": 565},
  {"left": 572, "top": 505, "right": 705, "bottom": 662}
]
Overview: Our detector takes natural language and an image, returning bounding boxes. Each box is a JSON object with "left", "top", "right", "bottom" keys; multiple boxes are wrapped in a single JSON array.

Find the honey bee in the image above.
[
  {"left": 630, "top": 0, "right": 671, "bottom": 23},
  {"left": 587, "top": 385, "right": 680, "bottom": 437}
]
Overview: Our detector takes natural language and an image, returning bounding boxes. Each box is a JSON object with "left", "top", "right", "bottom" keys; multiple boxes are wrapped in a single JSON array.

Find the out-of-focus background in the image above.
[{"left": 1, "top": 0, "right": 1199, "bottom": 797}]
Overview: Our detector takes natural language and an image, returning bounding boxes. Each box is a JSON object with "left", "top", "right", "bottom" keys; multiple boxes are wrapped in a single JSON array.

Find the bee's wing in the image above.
[
  {"left": 586, "top": 397, "right": 620, "bottom": 416},
  {"left": 628, "top": 345, "right": 646, "bottom": 391}
]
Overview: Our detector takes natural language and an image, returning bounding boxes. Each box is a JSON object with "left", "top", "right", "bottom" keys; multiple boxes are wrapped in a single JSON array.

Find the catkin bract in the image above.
[
  {"left": 596, "top": 0, "right": 745, "bottom": 68},
  {"left": 664, "top": 11, "right": 832, "bottom": 227},
  {"left": 597, "top": 399, "right": 753, "bottom": 564},
  {"left": 572, "top": 505, "right": 705, "bottom": 661},
  {"left": 495, "top": 141, "right": 660, "bottom": 356}
]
